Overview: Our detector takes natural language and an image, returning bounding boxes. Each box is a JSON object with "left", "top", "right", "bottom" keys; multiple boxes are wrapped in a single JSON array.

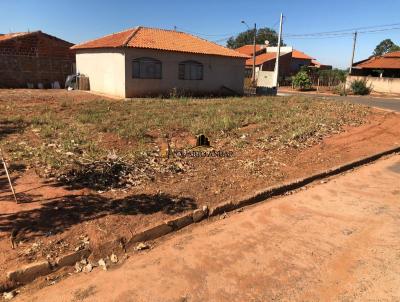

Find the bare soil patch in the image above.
[{"left": 0, "top": 89, "right": 399, "bottom": 289}]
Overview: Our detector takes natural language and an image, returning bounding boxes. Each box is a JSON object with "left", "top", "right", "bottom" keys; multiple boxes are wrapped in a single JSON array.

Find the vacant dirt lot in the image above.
[{"left": 0, "top": 89, "right": 399, "bottom": 290}]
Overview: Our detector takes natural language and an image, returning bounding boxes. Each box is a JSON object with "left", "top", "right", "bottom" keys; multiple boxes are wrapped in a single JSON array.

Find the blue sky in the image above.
[{"left": 1, "top": 0, "right": 399, "bottom": 68}]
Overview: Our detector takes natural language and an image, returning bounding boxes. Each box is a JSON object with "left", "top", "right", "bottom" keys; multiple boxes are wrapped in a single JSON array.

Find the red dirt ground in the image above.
[{"left": 0, "top": 97, "right": 400, "bottom": 291}]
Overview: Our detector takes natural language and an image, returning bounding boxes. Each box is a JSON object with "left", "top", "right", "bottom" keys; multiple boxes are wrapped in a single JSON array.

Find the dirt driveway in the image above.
[{"left": 14, "top": 154, "right": 400, "bottom": 302}]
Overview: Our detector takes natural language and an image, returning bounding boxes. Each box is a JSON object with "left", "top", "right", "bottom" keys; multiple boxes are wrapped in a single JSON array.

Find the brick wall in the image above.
[{"left": 0, "top": 31, "right": 75, "bottom": 88}]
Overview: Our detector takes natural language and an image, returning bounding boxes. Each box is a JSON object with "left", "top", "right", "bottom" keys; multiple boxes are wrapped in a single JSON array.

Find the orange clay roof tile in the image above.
[
  {"left": 71, "top": 27, "right": 249, "bottom": 59},
  {"left": 235, "top": 45, "right": 263, "bottom": 56},
  {"left": 245, "top": 52, "right": 277, "bottom": 66},
  {"left": 382, "top": 51, "right": 400, "bottom": 58},
  {"left": 292, "top": 49, "right": 314, "bottom": 60},
  {"left": 0, "top": 31, "right": 37, "bottom": 42},
  {"left": 355, "top": 56, "right": 400, "bottom": 69}
]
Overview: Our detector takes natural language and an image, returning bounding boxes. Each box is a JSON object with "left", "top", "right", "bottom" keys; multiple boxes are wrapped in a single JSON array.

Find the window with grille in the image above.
[
  {"left": 178, "top": 61, "right": 203, "bottom": 80},
  {"left": 132, "top": 57, "right": 162, "bottom": 79}
]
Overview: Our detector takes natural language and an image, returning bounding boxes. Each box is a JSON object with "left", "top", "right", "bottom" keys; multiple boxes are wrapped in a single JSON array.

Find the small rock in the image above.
[
  {"left": 3, "top": 291, "right": 16, "bottom": 301},
  {"left": 82, "top": 263, "right": 93, "bottom": 273},
  {"left": 110, "top": 254, "right": 118, "bottom": 264},
  {"left": 342, "top": 229, "right": 354, "bottom": 236},
  {"left": 136, "top": 242, "right": 150, "bottom": 251},
  {"left": 74, "top": 262, "right": 83, "bottom": 273},
  {"left": 98, "top": 259, "right": 107, "bottom": 271}
]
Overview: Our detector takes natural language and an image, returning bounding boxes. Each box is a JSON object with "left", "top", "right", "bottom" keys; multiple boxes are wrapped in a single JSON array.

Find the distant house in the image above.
[
  {"left": 243, "top": 51, "right": 293, "bottom": 77},
  {"left": 348, "top": 51, "right": 400, "bottom": 94},
  {"left": 235, "top": 45, "right": 332, "bottom": 78},
  {"left": 290, "top": 50, "right": 315, "bottom": 73},
  {"left": 71, "top": 27, "right": 248, "bottom": 98},
  {"left": 351, "top": 51, "right": 400, "bottom": 77},
  {"left": 0, "top": 31, "right": 74, "bottom": 88}
]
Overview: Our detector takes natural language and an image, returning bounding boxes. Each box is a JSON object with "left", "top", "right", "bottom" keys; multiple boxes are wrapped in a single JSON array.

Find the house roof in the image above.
[
  {"left": 245, "top": 52, "right": 276, "bottom": 66},
  {"left": 71, "top": 27, "right": 249, "bottom": 59},
  {"left": 0, "top": 31, "right": 73, "bottom": 46},
  {"left": 311, "top": 59, "right": 331, "bottom": 67},
  {"left": 292, "top": 50, "right": 314, "bottom": 60},
  {"left": 236, "top": 44, "right": 315, "bottom": 60},
  {"left": 382, "top": 51, "right": 400, "bottom": 58},
  {"left": 0, "top": 32, "right": 36, "bottom": 43},
  {"left": 354, "top": 51, "right": 400, "bottom": 69},
  {"left": 235, "top": 45, "right": 263, "bottom": 56}
]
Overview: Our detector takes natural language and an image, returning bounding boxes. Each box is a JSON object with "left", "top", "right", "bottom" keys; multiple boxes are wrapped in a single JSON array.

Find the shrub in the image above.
[
  {"left": 292, "top": 71, "right": 312, "bottom": 91},
  {"left": 331, "top": 83, "right": 346, "bottom": 96},
  {"left": 350, "top": 79, "right": 371, "bottom": 95}
]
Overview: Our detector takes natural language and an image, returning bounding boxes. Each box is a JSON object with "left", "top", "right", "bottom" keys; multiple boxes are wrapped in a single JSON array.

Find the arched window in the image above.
[
  {"left": 179, "top": 61, "right": 203, "bottom": 80},
  {"left": 132, "top": 57, "right": 162, "bottom": 79}
]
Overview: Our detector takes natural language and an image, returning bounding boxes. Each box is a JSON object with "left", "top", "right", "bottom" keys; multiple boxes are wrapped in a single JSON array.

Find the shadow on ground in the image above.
[
  {"left": 0, "top": 192, "right": 196, "bottom": 240},
  {"left": 0, "top": 120, "right": 26, "bottom": 140}
]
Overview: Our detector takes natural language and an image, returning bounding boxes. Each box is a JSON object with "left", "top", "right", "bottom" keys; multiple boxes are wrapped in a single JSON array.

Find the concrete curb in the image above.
[
  {"left": 210, "top": 146, "right": 400, "bottom": 216},
  {"left": 5, "top": 249, "right": 91, "bottom": 286},
  {"left": 3, "top": 146, "right": 399, "bottom": 290}
]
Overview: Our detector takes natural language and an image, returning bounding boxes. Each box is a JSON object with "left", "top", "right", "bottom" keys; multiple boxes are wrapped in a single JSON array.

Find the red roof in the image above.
[
  {"left": 0, "top": 32, "right": 36, "bottom": 43},
  {"left": 236, "top": 44, "right": 314, "bottom": 60},
  {"left": 72, "top": 27, "right": 249, "bottom": 59},
  {"left": 356, "top": 57, "right": 400, "bottom": 69},
  {"left": 235, "top": 45, "right": 263, "bottom": 56},
  {"left": 382, "top": 51, "right": 400, "bottom": 58},
  {"left": 245, "top": 52, "right": 276, "bottom": 66},
  {"left": 354, "top": 51, "right": 400, "bottom": 69},
  {"left": 292, "top": 50, "right": 314, "bottom": 60}
]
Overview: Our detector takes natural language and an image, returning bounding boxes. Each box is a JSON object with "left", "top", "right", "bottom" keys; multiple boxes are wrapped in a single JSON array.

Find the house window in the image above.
[
  {"left": 132, "top": 57, "right": 162, "bottom": 79},
  {"left": 179, "top": 61, "right": 203, "bottom": 80}
]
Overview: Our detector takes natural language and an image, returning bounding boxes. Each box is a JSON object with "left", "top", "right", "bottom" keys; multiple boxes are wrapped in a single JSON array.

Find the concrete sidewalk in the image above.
[{"left": 17, "top": 155, "right": 400, "bottom": 302}]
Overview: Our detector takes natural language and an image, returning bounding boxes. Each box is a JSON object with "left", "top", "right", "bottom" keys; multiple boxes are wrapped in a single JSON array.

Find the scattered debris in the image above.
[
  {"left": 82, "top": 263, "right": 93, "bottom": 273},
  {"left": 110, "top": 253, "right": 118, "bottom": 264},
  {"left": 75, "top": 262, "right": 83, "bottom": 273},
  {"left": 2, "top": 290, "right": 19, "bottom": 301},
  {"left": 45, "top": 275, "right": 59, "bottom": 286},
  {"left": 342, "top": 229, "right": 354, "bottom": 236},
  {"left": 56, "top": 153, "right": 190, "bottom": 191},
  {"left": 98, "top": 258, "right": 107, "bottom": 271},
  {"left": 220, "top": 213, "right": 228, "bottom": 220},
  {"left": 136, "top": 242, "right": 150, "bottom": 251}
]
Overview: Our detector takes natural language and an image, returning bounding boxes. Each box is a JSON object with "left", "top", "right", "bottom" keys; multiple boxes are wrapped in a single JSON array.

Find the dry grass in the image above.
[{"left": 0, "top": 90, "right": 370, "bottom": 184}]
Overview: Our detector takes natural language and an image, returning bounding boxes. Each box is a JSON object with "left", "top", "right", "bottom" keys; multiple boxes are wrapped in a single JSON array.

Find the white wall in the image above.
[
  {"left": 347, "top": 75, "right": 400, "bottom": 94},
  {"left": 75, "top": 49, "right": 126, "bottom": 98},
  {"left": 124, "top": 48, "right": 246, "bottom": 97}
]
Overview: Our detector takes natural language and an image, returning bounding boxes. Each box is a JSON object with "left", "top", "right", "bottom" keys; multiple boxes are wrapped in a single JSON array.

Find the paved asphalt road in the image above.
[
  {"left": 279, "top": 92, "right": 400, "bottom": 112},
  {"left": 18, "top": 155, "right": 400, "bottom": 302}
]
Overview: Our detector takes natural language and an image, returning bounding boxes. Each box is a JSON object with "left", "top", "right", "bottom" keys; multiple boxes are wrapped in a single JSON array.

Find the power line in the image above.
[
  {"left": 179, "top": 22, "right": 400, "bottom": 43},
  {"left": 285, "top": 26, "right": 400, "bottom": 40},
  {"left": 285, "top": 22, "right": 400, "bottom": 37}
]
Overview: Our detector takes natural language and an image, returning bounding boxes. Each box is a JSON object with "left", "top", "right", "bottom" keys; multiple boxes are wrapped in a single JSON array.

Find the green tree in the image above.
[
  {"left": 373, "top": 39, "right": 400, "bottom": 56},
  {"left": 226, "top": 27, "right": 283, "bottom": 49},
  {"left": 293, "top": 71, "right": 312, "bottom": 91}
]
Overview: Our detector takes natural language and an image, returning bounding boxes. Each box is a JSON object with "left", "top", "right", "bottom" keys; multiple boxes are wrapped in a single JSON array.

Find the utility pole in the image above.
[
  {"left": 252, "top": 23, "right": 257, "bottom": 85},
  {"left": 273, "top": 13, "right": 283, "bottom": 87},
  {"left": 349, "top": 31, "right": 358, "bottom": 75}
]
